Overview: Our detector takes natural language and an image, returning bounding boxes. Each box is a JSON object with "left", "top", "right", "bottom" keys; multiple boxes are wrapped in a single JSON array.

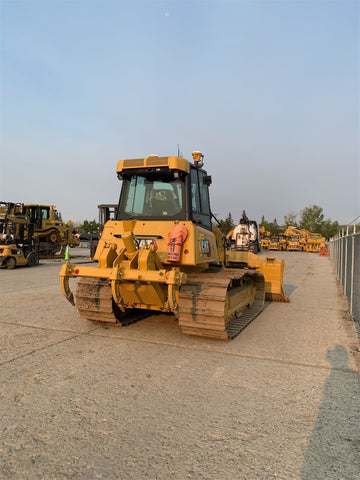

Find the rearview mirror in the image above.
[{"left": 203, "top": 175, "right": 212, "bottom": 186}]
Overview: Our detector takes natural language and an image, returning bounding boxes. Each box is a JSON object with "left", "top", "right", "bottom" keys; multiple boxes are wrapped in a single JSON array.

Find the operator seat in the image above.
[{"left": 151, "top": 190, "right": 178, "bottom": 216}]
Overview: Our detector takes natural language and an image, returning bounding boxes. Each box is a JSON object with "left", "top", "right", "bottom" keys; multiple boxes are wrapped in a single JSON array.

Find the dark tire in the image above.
[
  {"left": 6, "top": 257, "right": 16, "bottom": 270},
  {"left": 27, "top": 252, "right": 38, "bottom": 267}
]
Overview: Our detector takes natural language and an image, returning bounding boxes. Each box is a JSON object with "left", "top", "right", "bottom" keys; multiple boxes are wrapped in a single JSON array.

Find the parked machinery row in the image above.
[{"left": 260, "top": 226, "right": 325, "bottom": 252}]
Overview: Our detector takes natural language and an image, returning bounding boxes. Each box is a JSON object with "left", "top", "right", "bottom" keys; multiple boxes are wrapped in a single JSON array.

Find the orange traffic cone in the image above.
[{"left": 319, "top": 247, "right": 328, "bottom": 256}]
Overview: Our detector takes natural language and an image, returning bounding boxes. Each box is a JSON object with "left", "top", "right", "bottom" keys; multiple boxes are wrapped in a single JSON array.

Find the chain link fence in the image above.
[{"left": 328, "top": 217, "right": 360, "bottom": 324}]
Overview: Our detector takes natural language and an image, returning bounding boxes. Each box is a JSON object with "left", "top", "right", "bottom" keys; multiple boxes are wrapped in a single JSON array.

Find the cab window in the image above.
[
  {"left": 41, "top": 208, "right": 50, "bottom": 220},
  {"left": 120, "top": 173, "right": 185, "bottom": 219},
  {"left": 190, "top": 168, "right": 211, "bottom": 230},
  {"left": 190, "top": 169, "right": 201, "bottom": 213}
]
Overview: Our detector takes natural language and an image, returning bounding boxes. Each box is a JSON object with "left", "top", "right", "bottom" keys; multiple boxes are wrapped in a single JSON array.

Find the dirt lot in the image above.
[{"left": 0, "top": 250, "right": 359, "bottom": 480}]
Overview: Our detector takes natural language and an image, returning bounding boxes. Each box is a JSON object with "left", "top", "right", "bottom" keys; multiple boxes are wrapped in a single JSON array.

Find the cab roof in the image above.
[{"left": 117, "top": 155, "right": 191, "bottom": 175}]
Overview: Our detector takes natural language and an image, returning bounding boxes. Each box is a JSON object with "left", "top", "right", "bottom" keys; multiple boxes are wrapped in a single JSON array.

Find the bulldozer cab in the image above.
[
  {"left": 24, "top": 205, "right": 64, "bottom": 228},
  {"left": 25, "top": 205, "right": 51, "bottom": 227},
  {"left": 117, "top": 158, "right": 212, "bottom": 231}
]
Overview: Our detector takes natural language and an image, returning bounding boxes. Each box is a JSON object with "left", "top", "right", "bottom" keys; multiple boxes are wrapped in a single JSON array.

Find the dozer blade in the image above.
[{"left": 226, "top": 251, "right": 289, "bottom": 303}]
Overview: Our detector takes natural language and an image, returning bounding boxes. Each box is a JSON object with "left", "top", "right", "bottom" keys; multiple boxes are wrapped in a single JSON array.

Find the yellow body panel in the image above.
[
  {"left": 0, "top": 244, "right": 35, "bottom": 268},
  {"left": 261, "top": 238, "right": 270, "bottom": 250},
  {"left": 287, "top": 241, "right": 301, "bottom": 251},
  {"left": 95, "top": 220, "right": 217, "bottom": 266},
  {"left": 60, "top": 233, "right": 187, "bottom": 312},
  {"left": 268, "top": 240, "right": 279, "bottom": 251},
  {"left": 0, "top": 245, "right": 28, "bottom": 266},
  {"left": 278, "top": 239, "right": 287, "bottom": 251},
  {"left": 60, "top": 219, "right": 219, "bottom": 314}
]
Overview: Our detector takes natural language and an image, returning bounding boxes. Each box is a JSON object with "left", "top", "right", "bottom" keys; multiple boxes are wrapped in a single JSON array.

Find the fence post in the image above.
[
  {"left": 350, "top": 234, "right": 354, "bottom": 315},
  {"left": 344, "top": 226, "right": 349, "bottom": 294},
  {"left": 339, "top": 230, "right": 343, "bottom": 285},
  {"left": 329, "top": 217, "right": 359, "bottom": 323}
]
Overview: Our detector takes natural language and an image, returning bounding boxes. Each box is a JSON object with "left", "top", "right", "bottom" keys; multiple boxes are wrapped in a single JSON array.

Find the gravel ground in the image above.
[{"left": 0, "top": 250, "right": 359, "bottom": 480}]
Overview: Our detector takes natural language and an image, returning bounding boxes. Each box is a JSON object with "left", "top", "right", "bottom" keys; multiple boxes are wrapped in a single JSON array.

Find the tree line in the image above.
[
  {"left": 218, "top": 205, "right": 339, "bottom": 239},
  {"left": 67, "top": 205, "right": 340, "bottom": 240},
  {"left": 66, "top": 219, "right": 100, "bottom": 234}
]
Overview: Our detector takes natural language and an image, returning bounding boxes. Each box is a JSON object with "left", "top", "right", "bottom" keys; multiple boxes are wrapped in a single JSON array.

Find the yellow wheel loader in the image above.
[{"left": 60, "top": 152, "right": 287, "bottom": 340}]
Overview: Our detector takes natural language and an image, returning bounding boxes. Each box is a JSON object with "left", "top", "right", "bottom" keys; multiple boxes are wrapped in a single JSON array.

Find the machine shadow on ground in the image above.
[
  {"left": 300, "top": 345, "right": 360, "bottom": 480},
  {"left": 284, "top": 284, "right": 297, "bottom": 297}
]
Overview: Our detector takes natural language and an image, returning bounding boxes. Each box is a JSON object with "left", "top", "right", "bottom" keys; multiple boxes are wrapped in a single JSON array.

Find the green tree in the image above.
[
  {"left": 259, "top": 218, "right": 273, "bottom": 234},
  {"left": 321, "top": 219, "right": 339, "bottom": 239},
  {"left": 272, "top": 218, "right": 280, "bottom": 235},
  {"left": 239, "top": 210, "right": 249, "bottom": 223},
  {"left": 219, "top": 212, "right": 235, "bottom": 235},
  {"left": 80, "top": 219, "right": 100, "bottom": 233},
  {"left": 299, "top": 205, "right": 339, "bottom": 238},
  {"left": 283, "top": 212, "right": 298, "bottom": 228},
  {"left": 299, "top": 205, "right": 325, "bottom": 233}
]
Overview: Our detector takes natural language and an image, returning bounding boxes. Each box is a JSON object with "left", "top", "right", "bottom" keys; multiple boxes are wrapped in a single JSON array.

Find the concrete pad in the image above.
[
  {"left": 0, "top": 323, "right": 77, "bottom": 365},
  {"left": 0, "top": 250, "right": 359, "bottom": 480}
]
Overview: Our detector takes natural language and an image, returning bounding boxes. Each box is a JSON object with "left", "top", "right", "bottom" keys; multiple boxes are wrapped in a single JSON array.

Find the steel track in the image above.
[
  {"left": 75, "top": 270, "right": 265, "bottom": 340},
  {"left": 178, "top": 268, "right": 265, "bottom": 340},
  {"left": 75, "top": 278, "right": 153, "bottom": 326}
]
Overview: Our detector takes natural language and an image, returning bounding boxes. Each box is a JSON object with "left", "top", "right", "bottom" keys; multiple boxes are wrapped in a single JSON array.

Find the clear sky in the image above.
[{"left": 1, "top": 0, "right": 359, "bottom": 226}]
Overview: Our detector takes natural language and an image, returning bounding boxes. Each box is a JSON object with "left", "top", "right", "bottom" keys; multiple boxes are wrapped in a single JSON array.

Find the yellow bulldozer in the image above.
[
  {"left": 23, "top": 204, "right": 80, "bottom": 256},
  {"left": 60, "top": 152, "right": 288, "bottom": 340},
  {"left": 0, "top": 202, "right": 79, "bottom": 257}
]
